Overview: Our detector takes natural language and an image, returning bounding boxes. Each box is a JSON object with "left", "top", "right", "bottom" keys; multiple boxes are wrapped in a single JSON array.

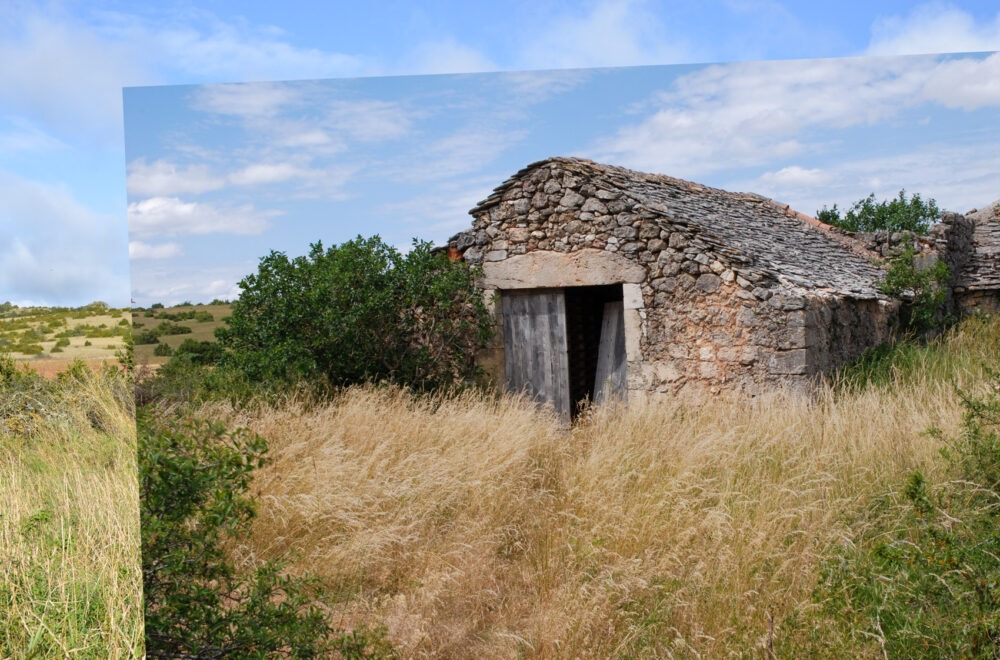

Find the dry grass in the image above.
[
  {"left": 176, "top": 316, "right": 997, "bottom": 657},
  {"left": 191, "top": 366, "right": 981, "bottom": 658},
  {"left": 0, "top": 369, "right": 143, "bottom": 657}
]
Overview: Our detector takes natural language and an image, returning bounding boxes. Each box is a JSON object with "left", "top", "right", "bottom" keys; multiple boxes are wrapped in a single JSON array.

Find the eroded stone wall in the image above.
[{"left": 451, "top": 162, "right": 895, "bottom": 396}]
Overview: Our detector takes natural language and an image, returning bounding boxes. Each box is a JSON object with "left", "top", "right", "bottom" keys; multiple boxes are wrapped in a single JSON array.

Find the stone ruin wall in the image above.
[{"left": 453, "top": 164, "right": 898, "bottom": 397}]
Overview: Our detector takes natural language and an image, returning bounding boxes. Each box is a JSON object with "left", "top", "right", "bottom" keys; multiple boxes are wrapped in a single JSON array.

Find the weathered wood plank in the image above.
[
  {"left": 593, "top": 300, "right": 627, "bottom": 405},
  {"left": 501, "top": 290, "right": 570, "bottom": 423}
]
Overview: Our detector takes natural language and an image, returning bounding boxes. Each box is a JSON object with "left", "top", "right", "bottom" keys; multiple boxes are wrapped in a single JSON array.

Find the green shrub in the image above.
[
  {"left": 193, "top": 310, "right": 214, "bottom": 323},
  {"left": 154, "top": 321, "right": 192, "bottom": 336},
  {"left": 218, "top": 236, "right": 492, "bottom": 390},
  {"left": 134, "top": 330, "right": 159, "bottom": 345},
  {"left": 817, "top": 190, "right": 940, "bottom": 235},
  {"left": 139, "top": 411, "right": 393, "bottom": 657},
  {"left": 152, "top": 343, "right": 173, "bottom": 357},
  {"left": 878, "top": 247, "right": 951, "bottom": 333},
  {"left": 173, "top": 338, "right": 224, "bottom": 366},
  {"left": 55, "top": 337, "right": 71, "bottom": 348}
]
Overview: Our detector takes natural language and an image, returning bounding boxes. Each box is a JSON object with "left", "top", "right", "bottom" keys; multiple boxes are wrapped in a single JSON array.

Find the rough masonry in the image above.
[{"left": 446, "top": 157, "right": 999, "bottom": 413}]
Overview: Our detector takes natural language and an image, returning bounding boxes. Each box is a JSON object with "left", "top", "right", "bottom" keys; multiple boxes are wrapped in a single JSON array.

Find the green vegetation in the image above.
[
  {"left": 878, "top": 246, "right": 952, "bottom": 333},
  {"left": 817, "top": 189, "right": 940, "bottom": 234},
  {"left": 802, "top": 380, "right": 1000, "bottom": 658},
  {"left": 139, "top": 410, "right": 392, "bottom": 657},
  {"left": 217, "top": 236, "right": 492, "bottom": 390}
]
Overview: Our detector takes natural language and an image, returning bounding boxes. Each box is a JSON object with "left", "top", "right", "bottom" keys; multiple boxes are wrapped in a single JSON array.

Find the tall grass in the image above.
[
  {"left": 0, "top": 366, "right": 143, "bottom": 657},
  {"left": 195, "top": 315, "right": 999, "bottom": 657}
]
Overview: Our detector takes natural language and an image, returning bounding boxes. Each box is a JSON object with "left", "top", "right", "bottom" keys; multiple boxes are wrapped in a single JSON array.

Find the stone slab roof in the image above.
[
  {"left": 962, "top": 201, "right": 1000, "bottom": 290},
  {"left": 471, "top": 158, "right": 886, "bottom": 299}
]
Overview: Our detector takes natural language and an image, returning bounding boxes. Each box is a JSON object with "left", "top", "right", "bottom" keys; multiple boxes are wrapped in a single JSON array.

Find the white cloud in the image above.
[
  {"left": 128, "top": 196, "right": 275, "bottom": 238},
  {"left": 127, "top": 158, "right": 226, "bottom": 196},
  {"left": 0, "top": 171, "right": 129, "bottom": 306},
  {"left": 588, "top": 54, "right": 1000, "bottom": 178},
  {"left": 758, "top": 166, "right": 833, "bottom": 188},
  {"left": 130, "top": 264, "right": 248, "bottom": 307},
  {"left": 920, "top": 51, "right": 1000, "bottom": 110},
  {"left": 190, "top": 81, "right": 303, "bottom": 119},
  {"left": 867, "top": 3, "right": 1000, "bottom": 56},
  {"left": 228, "top": 162, "right": 318, "bottom": 186},
  {"left": 516, "top": 0, "right": 696, "bottom": 69},
  {"left": 0, "top": 116, "right": 67, "bottom": 153},
  {"left": 129, "top": 241, "right": 182, "bottom": 259},
  {"left": 734, "top": 140, "right": 1000, "bottom": 221}
]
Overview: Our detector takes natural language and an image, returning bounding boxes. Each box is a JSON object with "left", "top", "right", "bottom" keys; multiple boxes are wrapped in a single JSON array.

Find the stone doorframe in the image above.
[{"left": 479, "top": 248, "right": 647, "bottom": 394}]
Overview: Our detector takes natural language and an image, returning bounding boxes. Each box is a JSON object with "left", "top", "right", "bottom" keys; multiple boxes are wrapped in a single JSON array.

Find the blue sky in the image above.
[{"left": 3, "top": 1, "right": 1000, "bottom": 307}]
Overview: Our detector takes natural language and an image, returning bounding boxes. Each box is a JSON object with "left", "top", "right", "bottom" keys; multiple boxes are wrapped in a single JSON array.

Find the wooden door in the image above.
[
  {"left": 593, "top": 300, "right": 627, "bottom": 404},
  {"left": 501, "top": 290, "right": 571, "bottom": 424}
]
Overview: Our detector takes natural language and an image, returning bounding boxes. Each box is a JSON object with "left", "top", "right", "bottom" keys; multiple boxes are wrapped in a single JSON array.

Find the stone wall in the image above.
[{"left": 452, "top": 161, "right": 903, "bottom": 397}]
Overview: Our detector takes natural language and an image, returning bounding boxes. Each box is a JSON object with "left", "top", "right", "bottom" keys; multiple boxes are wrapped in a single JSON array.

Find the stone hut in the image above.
[
  {"left": 446, "top": 157, "right": 897, "bottom": 420},
  {"left": 446, "top": 157, "right": 994, "bottom": 422}
]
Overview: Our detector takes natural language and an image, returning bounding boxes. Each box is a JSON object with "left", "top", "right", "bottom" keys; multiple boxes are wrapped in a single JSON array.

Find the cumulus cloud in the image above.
[
  {"left": 129, "top": 240, "right": 182, "bottom": 259},
  {"left": 128, "top": 196, "right": 275, "bottom": 238},
  {"left": 127, "top": 158, "right": 226, "bottom": 196},
  {"left": 588, "top": 53, "right": 1000, "bottom": 178},
  {"left": 868, "top": 3, "right": 1000, "bottom": 56}
]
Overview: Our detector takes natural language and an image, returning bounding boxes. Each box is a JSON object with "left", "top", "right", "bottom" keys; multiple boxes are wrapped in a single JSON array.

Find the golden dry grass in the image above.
[
  {"left": 0, "top": 369, "right": 143, "bottom": 657},
  {"left": 192, "top": 363, "right": 984, "bottom": 658}
]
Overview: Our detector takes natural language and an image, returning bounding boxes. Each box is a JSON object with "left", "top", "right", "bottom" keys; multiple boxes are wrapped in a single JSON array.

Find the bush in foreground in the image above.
[{"left": 139, "top": 409, "right": 393, "bottom": 657}]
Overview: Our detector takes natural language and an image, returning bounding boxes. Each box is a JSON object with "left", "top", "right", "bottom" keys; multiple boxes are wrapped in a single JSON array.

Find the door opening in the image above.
[{"left": 502, "top": 284, "right": 626, "bottom": 422}]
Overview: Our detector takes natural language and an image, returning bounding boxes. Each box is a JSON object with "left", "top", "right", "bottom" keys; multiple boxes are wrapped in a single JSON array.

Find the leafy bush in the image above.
[
  {"left": 154, "top": 321, "right": 192, "bottom": 336},
  {"left": 218, "top": 236, "right": 492, "bottom": 390},
  {"left": 173, "top": 338, "right": 224, "bottom": 366},
  {"left": 878, "top": 247, "right": 951, "bottom": 333},
  {"left": 193, "top": 310, "right": 214, "bottom": 323},
  {"left": 139, "top": 410, "right": 393, "bottom": 657},
  {"left": 813, "top": 379, "right": 1000, "bottom": 657},
  {"left": 817, "top": 190, "right": 940, "bottom": 235},
  {"left": 152, "top": 343, "right": 173, "bottom": 357},
  {"left": 134, "top": 330, "right": 159, "bottom": 345}
]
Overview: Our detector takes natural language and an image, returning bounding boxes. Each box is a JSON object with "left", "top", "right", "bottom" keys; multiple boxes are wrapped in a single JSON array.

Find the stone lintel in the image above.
[{"left": 480, "top": 248, "right": 646, "bottom": 290}]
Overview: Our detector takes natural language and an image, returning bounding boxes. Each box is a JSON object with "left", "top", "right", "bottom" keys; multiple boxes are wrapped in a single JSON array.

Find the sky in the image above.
[{"left": 3, "top": 1, "right": 1000, "bottom": 307}]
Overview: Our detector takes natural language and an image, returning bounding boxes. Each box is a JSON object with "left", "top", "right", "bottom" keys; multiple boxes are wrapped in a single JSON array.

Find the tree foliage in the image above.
[
  {"left": 216, "top": 236, "right": 493, "bottom": 390},
  {"left": 817, "top": 190, "right": 940, "bottom": 235},
  {"left": 878, "top": 247, "right": 951, "bottom": 333}
]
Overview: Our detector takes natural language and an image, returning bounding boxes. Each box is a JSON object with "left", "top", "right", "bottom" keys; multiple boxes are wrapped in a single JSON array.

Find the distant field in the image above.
[
  {"left": 0, "top": 305, "right": 129, "bottom": 375},
  {"left": 132, "top": 303, "right": 231, "bottom": 365}
]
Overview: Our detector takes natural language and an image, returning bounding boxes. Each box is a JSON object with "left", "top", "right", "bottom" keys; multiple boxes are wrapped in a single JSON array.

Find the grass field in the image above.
[
  {"left": 0, "top": 304, "right": 130, "bottom": 377},
  {"left": 0, "top": 362, "right": 143, "bottom": 657},
  {"left": 132, "top": 303, "right": 231, "bottom": 365},
  {"left": 179, "top": 313, "right": 999, "bottom": 658}
]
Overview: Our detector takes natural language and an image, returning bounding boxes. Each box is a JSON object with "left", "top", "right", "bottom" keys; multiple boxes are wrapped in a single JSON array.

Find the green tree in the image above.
[
  {"left": 217, "top": 236, "right": 492, "bottom": 390},
  {"left": 817, "top": 190, "right": 940, "bottom": 234}
]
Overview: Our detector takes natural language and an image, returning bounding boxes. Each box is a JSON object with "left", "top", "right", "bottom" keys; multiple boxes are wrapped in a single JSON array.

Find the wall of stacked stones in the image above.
[{"left": 454, "top": 164, "right": 857, "bottom": 395}]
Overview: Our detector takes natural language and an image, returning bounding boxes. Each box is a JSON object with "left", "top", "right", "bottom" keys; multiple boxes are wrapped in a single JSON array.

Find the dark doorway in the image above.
[{"left": 501, "top": 284, "right": 626, "bottom": 423}]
